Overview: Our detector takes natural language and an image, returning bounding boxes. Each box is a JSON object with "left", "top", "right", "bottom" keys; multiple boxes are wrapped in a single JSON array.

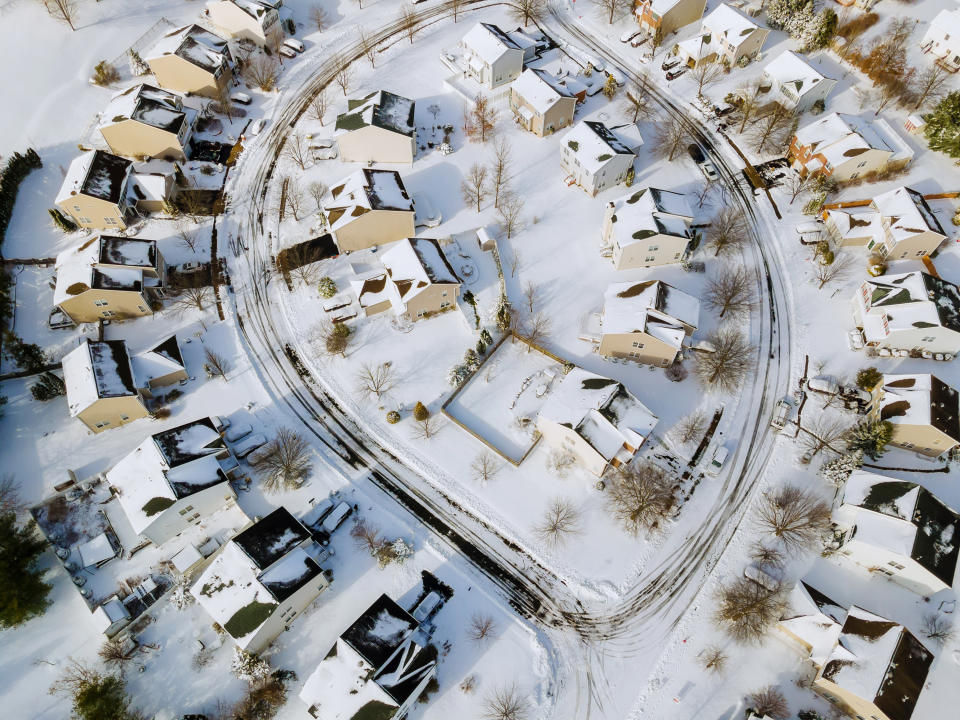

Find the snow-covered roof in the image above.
[
  {"left": 873, "top": 186, "right": 946, "bottom": 240},
  {"left": 461, "top": 22, "right": 521, "bottom": 64},
  {"left": 638, "top": 0, "right": 690, "bottom": 17},
  {"left": 923, "top": 9, "right": 960, "bottom": 47},
  {"left": 795, "top": 113, "right": 913, "bottom": 170},
  {"left": 219, "top": 0, "right": 278, "bottom": 27},
  {"left": 100, "top": 84, "right": 193, "bottom": 136},
  {"left": 876, "top": 373, "right": 960, "bottom": 442},
  {"left": 512, "top": 68, "right": 573, "bottom": 114},
  {"left": 378, "top": 237, "right": 459, "bottom": 308},
  {"left": 563, "top": 121, "right": 635, "bottom": 174},
  {"left": 855, "top": 271, "right": 960, "bottom": 343},
  {"left": 840, "top": 469, "right": 960, "bottom": 586},
  {"left": 335, "top": 90, "right": 415, "bottom": 137},
  {"left": 62, "top": 339, "right": 139, "bottom": 417},
  {"left": 130, "top": 335, "right": 186, "bottom": 387},
  {"left": 778, "top": 580, "right": 846, "bottom": 667},
  {"left": 763, "top": 51, "right": 833, "bottom": 99},
  {"left": 538, "top": 368, "right": 657, "bottom": 461},
  {"left": 702, "top": 3, "right": 761, "bottom": 42},
  {"left": 54, "top": 236, "right": 159, "bottom": 306},
  {"left": 821, "top": 606, "right": 932, "bottom": 720},
  {"left": 55, "top": 150, "right": 132, "bottom": 206},
  {"left": 601, "top": 280, "right": 699, "bottom": 349},
  {"left": 608, "top": 187, "right": 694, "bottom": 250},
  {"left": 147, "top": 24, "right": 231, "bottom": 74},
  {"left": 325, "top": 169, "right": 414, "bottom": 232},
  {"left": 108, "top": 417, "right": 231, "bottom": 536}
]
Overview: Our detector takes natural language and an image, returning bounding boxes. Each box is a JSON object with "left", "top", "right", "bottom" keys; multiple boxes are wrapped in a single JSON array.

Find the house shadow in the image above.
[{"left": 404, "top": 160, "right": 467, "bottom": 228}]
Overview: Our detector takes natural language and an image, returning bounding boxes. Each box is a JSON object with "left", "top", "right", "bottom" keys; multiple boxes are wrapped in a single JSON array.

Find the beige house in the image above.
[
  {"left": 510, "top": 69, "right": 577, "bottom": 138},
  {"left": 584, "top": 280, "right": 699, "bottom": 367},
  {"left": 146, "top": 24, "right": 234, "bottom": 98},
  {"left": 107, "top": 417, "right": 240, "bottom": 546},
  {"left": 869, "top": 373, "right": 960, "bottom": 456},
  {"left": 776, "top": 581, "right": 847, "bottom": 672},
  {"left": 790, "top": 112, "right": 914, "bottom": 182},
  {"left": 335, "top": 91, "right": 416, "bottom": 165},
  {"left": 206, "top": 0, "right": 282, "bottom": 48},
  {"left": 192, "top": 507, "right": 330, "bottom": 654},
  {"left": 323, "top": 169, "right": 416, "bottom": 252},
  {"left": 634, "top": 0, "right": 707, "bottom": 41},
  {"left": 54, "top": 235, "right": 166, "bottom": 324},
  {"left": 560, "top": 121, "right": 638, "bottom": 197},
  {"left": 459, "top": 22, "right": 525, "bottom": 89},
  {"left": 676, "top": 4, "right": 769, "bottom": 68},
  {"left": 536, "top": 367, "right": 657, "bottom": 477},
  {"left": 62, "top": 339, "right": 150, "bottom": 433},
  {"left": 99, "top": 84, "right": 197, "bottom": 160},
  {"left": 824, "top": 186, "right": 947, "bottom": 259},
  {"left": 55, "top": 150, "right": 137, "bottom": 230},
  {"left": 130, "top": 335, "right": 190, "bottom": 392},
  {"left": 602, "top": 187, "right": 694, "bottom": 270},
  {"left": 851, "top": 270, "right": 960, "bottom": 357},
  {"left": 831, "top": 470, "right": 959, "bottom": 595}
]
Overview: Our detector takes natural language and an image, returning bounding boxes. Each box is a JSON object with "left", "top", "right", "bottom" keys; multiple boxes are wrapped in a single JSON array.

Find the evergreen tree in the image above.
[
  {"left": 73, "top": 675, "right": 132, "bottom": 720},
  {"left": 48, "top": 208, "right": 77, "bottom": 232},
  {"left": 845, "top": 420, "right": 893, "bottom": 459},
  {"left": 4, "top": 334, "right": 46, "bottom": 372},
  {"left": 819, "top": 450, "right": 863, "bottom": 486},
  {"left": 924, "top": 92, "right": 960, "bottom": 159},
  {"left": 855, "top": 367, "right": 882, "bottom": 391},
  {"left": 448, "top": 364, "right": 470, "bottom": 387},
  {"left": 480, "top": 328, "right": 493, "bottom": 346},
  {"left": 31, "top": 371, "right": 65, "bottom": 401},
  {"left": 413, "top": 401, "right": 430, "bottom": 422},
  {"left": 127, "top": 48, "right": 149, "bottom": 77},
  {"left": 495, "top": 294, "right": 512, "bottom": 332},
  {"left": 602, "top": 75, "right": 618, "bottom": 99},
  {"left": 463, "top": 348, "right": 481, "bottom": 370},
  {"left": 0, "top": 512, "right": 52, "bottom": 628},
  {"left": 318, "top": 276, "right": 337, "bottom": 298}
]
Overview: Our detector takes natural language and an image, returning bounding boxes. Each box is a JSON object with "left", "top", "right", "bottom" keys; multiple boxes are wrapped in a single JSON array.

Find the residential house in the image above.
[
  {"left": 634, "top": 0, "right": 708, "bottom": 41},
  {"left": 762, "top": 51, "right": 837, "bottom": 113},
  {"left": 831, "top": 470, "right": 959, "bottom": 594},
  {"left": 54, "top": 235, "right": 166, "bottom": 324},
  {"left": 55, "top": 150, "right": 137, "bottom": 230},
  {"left": 62, "top": 339, "right": 150, "bottom": 433},
  {"left": 146, "top": 24, "right": 234, "bottom": 98},
  {"left": 191, "top": 507, "right": 330, "bottom": 653},
  {"left": 536, "top": 367, "right": 657, "bottom": 477},
  {"left": 107, "top": 417, "right": 240, "bottom": 546},
  {"left": 99, "top": 84, "right": 197, "bottom": 160},
  {"left": 813, "top": 606, "right": 932, "bottom": 720},
  {"left": 851, "top": 270, "right": 960, "bottom": 357},
  {"left": 130, "top": 335, "right": 190, "bottom": 393},
  {"left": 323, "top": 169, "right": 416, "bottom": 252},
  {"left": 869, "top": 373, "right": 960, "bottom": 457},
  {"left": 776, "top": 580, "right": 847, "bottom": 670},
  {"left": 824, "top": 186, "right": 947, "bottom": 259},
  {"left": 510, "top": 68, "right": 576, "bottom": 138},
  {"left": 921, "top": 8, "right": 960, "bottom": 73},
  {"left": 588, "top": 280, "right": 699, "bottom": 366},
  {"left": 335, "top": 90, "right": 416, "bottom": 165},
  {"left": 300, "top": 593, "right": 439, "bottom": 720},
  {"left": 206, "top": 0, "right": 282, "bottom": 48},
  {"left": 601, "top": 187, "right": 694, "bottom": 270},
  {"left": 560, "top": 121, "right": 637, "bottom": 196},
  {"left": 127, "top": 159, "right": 179, "bottom": 213},
  {"left": 459, "top": 22, "right": 525, "bottom": 89},
  {"left": 790, "top": 112, "right": 915, "bottom": 182},
  {"left": 676, "top": 4, "right": 769, "bottom": 68}
]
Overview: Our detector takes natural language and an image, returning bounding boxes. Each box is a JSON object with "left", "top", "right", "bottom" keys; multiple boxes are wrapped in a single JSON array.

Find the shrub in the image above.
[
  {"left": 855, "top": 367, "right": 882, "bottom": 391},
  {"left": 413, "top": 401, "right": 430, "bottom": 422},
  {"left": 92, "top": 61, "right": 120, "bottom": 86},
  {"left": 318, "top": 276, "right": 337, "bottom": 298},
  {"left": 48, "top": 208, "right": 77, "bottom": 232},
  {"left": 386, "top": 410, "right": 401, "bottom": 424}
]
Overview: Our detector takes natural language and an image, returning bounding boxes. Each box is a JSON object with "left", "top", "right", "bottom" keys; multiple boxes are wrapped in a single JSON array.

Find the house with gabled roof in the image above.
[
  {"left": 54, "top": 235, "right": 166, "bottom": 324},
  {"left": 323, "top": 169, "right": 416, "bottom": 252},
  {"left": 145, "top": 24, "right": 234, "bottom": 98},
  {"left": 762, "top": 51, "right": 837, "bottom": 113},
  {"left": 510, "top": 68, "right": 577, "bottom": 138},
  {"left": 62, "top": 339, "right": 150, "bottom": 433},
  {"left": 921, "top": 8, "right": 960, "bottom": 73},
  {"left": 676, "top": 4, "right": 769, "bottom": 68},
  {"left": 107, "top": 417, "right": 240, "bottom": 545},
  {"left": 790, "top": 112, "right": 914, "bottom": 182},
  {"left": 602, "top": 187, "right": 694, "bottom": 270},
  {"left": 776, "top": 580, "right": 847, "bottom": 669},
  {"left": 536, "top": 368, "right": 657, "bottom": 477},
  {"left": 99, "top": 84, "right": 197, "bottom": 161},
  {"left": 869, "top": 373, "right": 960, "bottom": 456},
  {"left": 335, "top": 91, "right": 416, "bottom": 165},
  {"left": 459, "top": 22, "right": 525, "bottom": 89},
  {"left": 300, "top": 592, "right": 440, "bottom": 720},
  {"left": 851, "top": 270, "right": 960, "bottom": 357},
  {"left": 55, "top": 150, "right": 138, "bottom": 230},
  {"left": 192, "top": 507, "right": 330, "bottom": 653},
  {"left": 206, "top": 0, "right": 282, "bottom": 48},
  {"left": 634, "top": 0, "right": 708, "bottom": 42},
  {"left": 831, "top": 470, "right": 959, "bottom": 594},
  {"left": 813, "top": 606, "right": 932, "bottom": 720},
  {"left": 585, "top": 280, "right": 699, "bottom": 367},
  {"left": 560, "top": 120, "right": 638, "bottom": 196},
  {"left": 129, "top": 335, "right": 189, "bottom": 392}
]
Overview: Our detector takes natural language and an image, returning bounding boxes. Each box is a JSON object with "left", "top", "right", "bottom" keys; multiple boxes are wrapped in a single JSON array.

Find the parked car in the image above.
[
  {"left": 744, "top": 564, "right": 781, "bottom": 592},
  {"left": 225, "top": 423, "right": 252, "bottom": 442},
  {"left": 706, "top": 446, "right": 729, "bottom": 476},
  {"left": 234, "top": 433, "right": 267, "bottom": 458},
  {"left": 279, "top": 45, "right": 297, "bottom": 59},
  {"left": 179, "top": 261, "right": 204, "bottom": 275},
  {"left": 283, "top": 38, "right": 305, "bottom": 53},
  {"left": 211, "top": 415, "right": 230, "bottom": 433},
  {"left": 771, "top": 399, "right": 792, "bottom": 430},
  {"left": 231, "top": 92, "right": 252, "bottom": 105},
  {"left": 713, "top": 103, "right": 735, "bottom": 117},
  {"left": 311, "top": 145, "right": 338, "bottom": 160},
  {"left": 665, "top": 67, "right": 686, "bottom": 81},
  {"left": 413, "top": 192, "right": 442, "bottom": 228},
  {"left": 249, "top": 118, "right": 265, "bottom": 135},
  {"left": 620, "top": 29, "right": 642, "bottom": 44},
  {"left": 630, "top": 35, "right": 647, "bottom": 48},
  {"left": 246, "top": 443, "right": 276, "bottom": 465},
  {"left": 688, "top": 144, "right": 718, "bottom": 181},
  {"left": 662, "top": 59, "right": 679, "bottom": 71},
  {"left": 807, "top": 376, "right": 840, "bottom": 396},
  {"left": 320, "top": 502, "right": 353, "bottom": 533}
]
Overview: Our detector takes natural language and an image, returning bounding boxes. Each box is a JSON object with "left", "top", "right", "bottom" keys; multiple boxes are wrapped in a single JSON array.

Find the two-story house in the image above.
[
  {"left": 459, "top": 22, "right": 525, "bottom": 89},
  {"left": 762, "top": 51, "right": 837, "bottom": 113},
  {"left": 676, "top": 4, "right": 769, "bottom": 68},
  {"left": 634, "top": 0, "right": 708, "bottom": 42},
  {"left": 510, "top": 68, "right": 577, "bottom": 138},
  {"left": 206, "top": 0, "right": 282, "bottom": 48},
  {"left": 55, "top": 150, "right": 139, "bottom": 230},
  {"left": 560, "top": 120, "right": 638, "bottom": 196},
  {"left": 146, "top": 24, "right": 234, "bottom": 98},
  {"left": 869, "top": 373, "right": 960, "bottom": 457},
  {"left": 602, "top": 187, "right": 694, "bottom": 270},
  {"left": 335, "top": 90, "right": 416, "bottom": 165},
  {"left": 323, "top": 169, "right": 416, "bottom": 252},
  {"left": 921, "top": 8, "right": 960, "bottom": 73},
  {"left": 99, "top": 84, "right": 198, "bottom": 160}
]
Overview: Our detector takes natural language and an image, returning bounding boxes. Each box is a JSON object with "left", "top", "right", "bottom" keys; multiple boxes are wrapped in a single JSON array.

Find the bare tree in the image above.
[
  {"left": 309, "top": 89, "right": 329, "bottom": 126},
  {"left": 699, "top": 645, "right": 728, "bottom": 674},
  {"left": 283, "top": 133, "right": 309, "bottom": 171},
  {"left": 523, "top": 282, "right": 539, "bottom": 315},
  {"left": 535, "top": 497, "right": 581, "bottom": 547},
  {"left": 351, "top": 518, "right": 385, "bottom": 556},
  {"left": 283, "top": 179, "right": 307, "bottom": 221},
  {"left": 258, "top": 428, "right": 312, "bottom": 492},
  {"left": 213, "top": 82, "right": 234, "bottom": 122},
  {"left": 39, "top": 0, "right": 78, "bottom": 31},
  {"left": 467, "top": 613, "right": 498, "bottom": 643},
  {"left": 168, "top": 286, "right": 212, "bottom": 315},
  {"left": 798, "top": 413, "right": 846, "bottom": 458},
  {"left": 652, "top": 113, "right": 693, "bottom": 162},
  {"left": 691, "top": 61, "right": 725, "bottom": 100},
  {"left": 98, "top": 638, "right": 134, "bottom": 670},
  {"left": 921, "top": 613, "right": 956, "bottom": 646},
  {"left": 509, "top": 249, "right": 523, "bottom": 278},
  {"left": 669, "top": 410, "right": 707, "bottom": 447},
  {"left": 749, "top": 102, "right": 797, "bottom": 155},
  {"left": 693, "top": 179, "right": 717, "bottom": 209},
  {"left": 812, "top": 251, "right": 854, "bottom": 290},
  {"left": 497, "top": 190, "right": 524, "bottom": 239},
  {"left": 694, "top": 328, "right": 755, "bottom": 394},
  {"left": 747, "top": 686, "right": 789, "bottom": 720},
  {"left": 411, "top": 415, "right": 442, "bottom": 440},
  {"left": 873, "top": 72, "right": 908, "bottom": 115},
  {"left": 623, "top": 74, "right": 656, "bottom": 123},
  {"left": 204, "top": 348, "right": 231, "bottom": 379},
  {"left": 471, "top": 452, "right": 501, "bottom": 484},
  {"left": 483, "top": 684, "right": 530, "bottom": 720},
  {"left": 706, "top": 207, "right": 748, "bottom": 257},
  {"left": 522, "top": 312, "right": 551, "bottom": 348},
  {"left": 749, "top": 542, "right": 786, "bottom": 570},
  {"left": 783, "top": 172, "right": 815, "bottom": 205},
  {"left": 243, "top": 55, "right": 280, "bottom": 92},
  {"left": 315, "top": 320, "right": 351, "bottom": 358},
  {"left": 464, "top": 96, "right": 498, "bottom": 143},
  {"left": 334, "top": 60, "right": 353, "bottom": 96},
  {"left": 733, "top": 79, "right": 764, "bottom": 134},
  {"left": 287, "top": 244, "right": 324, "bottom": 286},
  {"left": 359, "top": 29, "right": 377, "bottom": 67},
  {"left": 715, "top": 578, "right": 785, "bottom": 644},
  {"left": 910, "top": 63, "right": 950, "bottom": 110},
  {"left": 607, "top": 462, "right": 676, "bottom": 535},
  {"left": 704, "top": 265, "right": 756, "bottom": 321},
  {"left": 356, "top": 362, "right": 396, "bottom": 399},
  {"left": 399, "top": 5, "right": 418, "bottom": 44},
  {"left": 546, "top": 449, "right": 576, "bottom": 478},
  {"left": 0, "top": 474, "right": 23, "bottom": 516},
  {"left": 509, "top": 0, "right": 546, "bottom": 26},
  {"left": 758, "top": 485, "right": 831, "bottom": 554},
  {"left": 310, "top": 3, "right": 329, "bottom": 31},
  {"left": 489, "top": 138, "right": 513, "bottom": 208},
  {"left": 461, "top": 163, "right": 490, "bottom": 212},
  {"left": 594, "top": 0, "right": 630, "bottom": 24},
  {"left": 174, "top": 218, "right": 198, "bottom": 253},
  {"left": 308, "top": 181, "right": 328, "bottom": 212}
]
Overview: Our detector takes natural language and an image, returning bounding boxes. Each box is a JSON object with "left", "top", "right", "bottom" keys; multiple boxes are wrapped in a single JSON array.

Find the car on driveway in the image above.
[
  {"left": 706, "top": 446, "right": 729, "bottom": 476},
  {"left": 620, "top": 29, "right": 641, "bottom": 44},
  {"left": 662, "top": 59, "right": 679, "bottom": 71},
  {"left": 665, "top": 67, "right": 686, "bottom": 80},
  {"left": 687, "top": 143, "right": 719, "bottom": 181}
]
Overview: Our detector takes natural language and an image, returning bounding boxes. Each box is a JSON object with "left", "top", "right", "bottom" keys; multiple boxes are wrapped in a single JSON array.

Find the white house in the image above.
[
  {"left": 832, "top": 469, "right": 960, "bottom": 595},
  {"left": 676, "top": 4, "right": 770, "bottom": 68},
  {"left": 921, "top": 8, "right": 960, "bottom": 73},
  {"left": 560, "top": 120, "right": 638, "bottom": 196},
  {"left": 762, "top": 51, "right": 837, "bottom": 112},
  {"left": 107, "top": 417, "right": 240, "bottom": 546},
  {"left": 459, "top": 22, "right": 525, "bottom": 88},
  {"left": 206, "top": 0, "right": 282, "bottom": 48},
  {"left": 192, "top": 507, "right": 330, "bottom": 653},
  {"left": 776, "top": 580, "right": 847, "bottom": 670},
  {"left": 602, "top": 187, "right": 694, "bottom": 270},
  {"left": 335, "top": 90, "right": 416, "bottom": 165},
  {"left": 851, "top": 270, "right": 960, "bottom": 357}
]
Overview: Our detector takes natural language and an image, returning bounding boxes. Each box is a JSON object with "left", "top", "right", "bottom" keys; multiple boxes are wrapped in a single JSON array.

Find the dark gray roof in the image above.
[
  {"left": 481, "top": 22, "right": 521, "bottom": 50},
  {"left": 341, "top": 593, "right": 417, "bottom": 670},
  {"left": 922, "top": 273, "right": 960, "bottom": 334},
  {"left": 98, "top": 236, "right": 158, "bottom": 269},
  {"left": 930, "top": 375, "right": 960, "bottom": 442},
  {"left": 233, "top": 507, "right": 310, "bottom": 570},
  {"left": 153, "top": 417, "right": 224, "bottom": 468},
  {"left": 88, "top": 340, "right": 137, "bottom": 398},
  {"left": 81, "top": 151, "right": 132, "bottom": 203},
  {"left": 584, "top": 121, "right": 633, "bottom": 156}
]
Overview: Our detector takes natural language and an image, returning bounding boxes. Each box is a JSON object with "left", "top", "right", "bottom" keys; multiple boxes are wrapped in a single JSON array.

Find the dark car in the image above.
[
  {"left": 666, "top": 68, "right": 686, "bottom": 80},
  {"left": 713, "top": 103, "right": 735, "bottom": 117},
  {"left": 661, "top": 59, "right": 679, "bottom": 71},
  {"left": 687, "top": 143, "right": 706, "bottom": 164}
]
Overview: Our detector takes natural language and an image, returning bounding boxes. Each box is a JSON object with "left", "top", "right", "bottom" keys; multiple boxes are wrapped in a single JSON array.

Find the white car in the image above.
[
  {"left": 706, "top": 446, "right": 728, "bottom": 476},
  {"left": 231, "top": 92, "right": 252, "bottom": 106},
  {"left": 413, "top": 192, "right": 442, "bottom": 227},
  {"left": 283, "top": 38, "right": 305, "bottom": 53},
  {"left": 620, "top": 29, "right": 641, "bottom": 44},
  {"left": 234, "top": 433, "right": 267, "bottom": 458},
  {"left": 249, "top": 118, "right": 265, "bottom": 135}
]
